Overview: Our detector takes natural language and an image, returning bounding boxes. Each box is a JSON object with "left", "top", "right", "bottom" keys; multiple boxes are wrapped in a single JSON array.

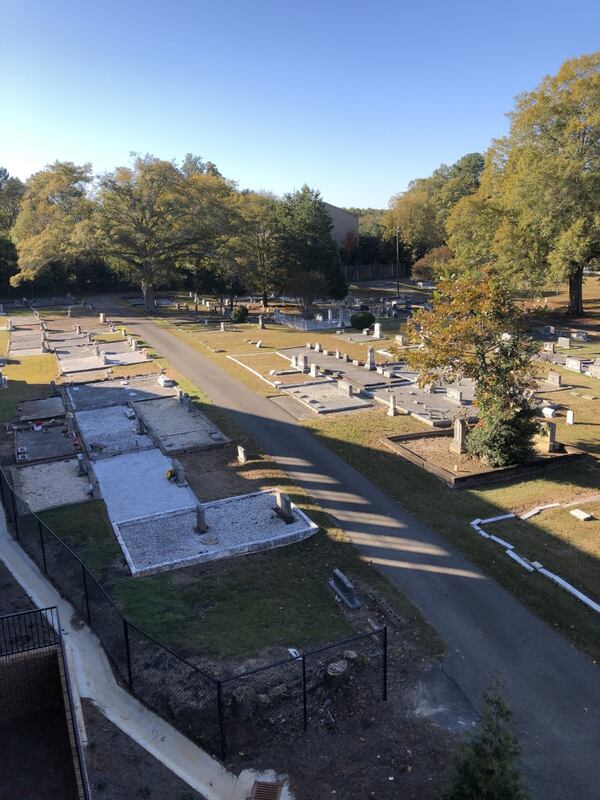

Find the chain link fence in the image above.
[{"left": 0, "top": 467, "right": 387, "bottom": 759}]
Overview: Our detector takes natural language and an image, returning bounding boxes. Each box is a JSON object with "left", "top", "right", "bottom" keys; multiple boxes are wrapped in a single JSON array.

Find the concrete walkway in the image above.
[
  {"left": 0, "top": 511, "right": 282, "bottom": 800},
  {"left": 108, "top": 307, "right": 600, "bottom": 800}
]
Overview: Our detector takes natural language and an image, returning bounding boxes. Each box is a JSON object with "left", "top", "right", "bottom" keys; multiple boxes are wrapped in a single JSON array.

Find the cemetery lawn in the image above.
[
  {"left": 304, "top": 405, "right": 600, "bottom": 663},
  {"left": 0, "top": 354, "right": 58, "bottom": 422}
]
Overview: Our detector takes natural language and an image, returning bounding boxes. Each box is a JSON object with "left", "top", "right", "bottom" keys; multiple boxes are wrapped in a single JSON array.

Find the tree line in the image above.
[
  {"left": 0, "top": 156, "right": 347, "bottom": 312},
  {"left": 380, "top": 51, "right": 599, "bottom": 316}
]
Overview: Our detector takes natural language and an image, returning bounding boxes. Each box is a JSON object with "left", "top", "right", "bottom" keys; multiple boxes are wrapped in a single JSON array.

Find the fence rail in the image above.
[{"left": 0, "top": 467, "right": 387, "bottom": 759}]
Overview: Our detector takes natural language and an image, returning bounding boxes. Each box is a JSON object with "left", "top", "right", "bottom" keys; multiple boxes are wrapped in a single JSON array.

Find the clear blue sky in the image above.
[{"left": 1, "top": 0, "right": 598, "bottom": 208}]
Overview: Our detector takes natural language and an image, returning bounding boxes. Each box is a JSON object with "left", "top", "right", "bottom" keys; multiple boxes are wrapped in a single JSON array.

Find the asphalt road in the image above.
[{"left": 100, "top": 301, "right": 600, "bottom": 799}]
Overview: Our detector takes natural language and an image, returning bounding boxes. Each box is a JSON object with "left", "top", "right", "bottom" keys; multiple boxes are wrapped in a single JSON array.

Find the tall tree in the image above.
[
  {"left": 95, "top": 156, "right": 191, "bottom": 310},
  {"left": 401, "top": 272, "right": 539, "bottom": 467},
  {"left": 11, "top": 161, "right": 94, "bottom": 287},
  {"left": 278, "top": 185, "right": 347, "bottom": 312},
  {"left": 448, "top": 53, "right": 600, "bottom": 316},
  {"left": 232, "top": 192, "right": 284, "bottom": 307},
  {"left": 0, "top": 167, "right": 25, "bottom": 231}
]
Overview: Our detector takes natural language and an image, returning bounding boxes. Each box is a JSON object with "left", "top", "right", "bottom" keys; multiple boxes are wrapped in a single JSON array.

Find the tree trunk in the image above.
[
  {"left": 262, "top": 290, "right": 268, "bottom": 309},
  {"left": 141, "top": 281, "right": 155, "bottom": 313},
  {"left": 567, "top": 265, "right": 584, "bottom": 317}
]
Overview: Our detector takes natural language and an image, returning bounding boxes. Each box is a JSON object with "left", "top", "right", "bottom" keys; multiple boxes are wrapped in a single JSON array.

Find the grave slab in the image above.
[
  {"left": 133, "top": 396, "right": 229, "bottom": 452},
  {"left": 282, "top": 381, "right": 371, "bottom": 414},
  {"left": 15, "top": 425, "right": 80, "bottom": 463},
  {"left": 18, "top": 396, "right": 65, "bottom": 421},
  {"left": 65, "top": 376, "right": 176, "bottom": 412},
  {"left": 92, "top": 448, "right": 198, "bottom": 524},
  {"left": 10, "top": 458, "right": 93, "bottom": 512},
  {"left": 114, "top": 490, "right": 318, "bottom": 575},
  {"left": 75, "top": 405, "right": 154, "bottom": 458}
]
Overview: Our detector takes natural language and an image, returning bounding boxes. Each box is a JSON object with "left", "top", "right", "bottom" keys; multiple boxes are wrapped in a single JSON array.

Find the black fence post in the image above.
[
  {"left": 123, "top": 619, "right": 133, "bottom": 690},
  {"left": 81, "top": 564, "right": 91, "bottom": 624},
  {"left": 37, "top": 520, "right": 48, "bottom": 574},
  {"left": 10, "top": 486, "right": 19, "bottom": 540},
  {"left": 217, "top": 681, "right": 226, "bottom": 759},
  {"left": 381, "top": 626, "right": 388, "bottom": 701},
  {"left": 302, "top": 655, "right": 308, "bottom": 732},
  {"left": 0, "top": 470, "right": 6, "bottom": 509}
]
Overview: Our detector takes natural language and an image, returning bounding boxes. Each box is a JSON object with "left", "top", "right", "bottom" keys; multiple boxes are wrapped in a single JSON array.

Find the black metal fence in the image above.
[{"left": 0, "top": 467, "right": 387, "bottom": 758}]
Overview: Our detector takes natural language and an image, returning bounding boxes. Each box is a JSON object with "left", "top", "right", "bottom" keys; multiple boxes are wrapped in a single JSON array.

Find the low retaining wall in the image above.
[{"left": 382, "top": 431, "right": 586, "bottom": 489}]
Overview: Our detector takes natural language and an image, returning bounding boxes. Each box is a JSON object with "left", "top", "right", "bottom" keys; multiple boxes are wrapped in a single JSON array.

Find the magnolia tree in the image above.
[{"left": 399, "top": 273, "right": 539, "bottom": 467}]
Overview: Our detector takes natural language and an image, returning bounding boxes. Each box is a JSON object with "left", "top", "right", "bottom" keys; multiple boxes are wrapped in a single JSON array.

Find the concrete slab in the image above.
[
  {"left": 92, "top": 449, "right": 198, "bottom": 524},
  {"left": 75, "top": 405, "right": 154, "bottom": 458},
  {"left": 65, "top": 376, "right": 177, "bottom": 412},
  {"left": 277, "top": 346, "right": 408, "bottom": 390},
  {"left": 15, "top": 425, "right": 80, "bottom": 463},
  {"left": 60, "top": 356, "right": 105, "bottom": 373},
  {"left": 18, "top": 396, "right": 65, "bottom": 421},
  {"left": 9, "top": 347, "right": 44, "bottom": 357},
  {"left": 282, "top": 381, "right": 371, "bottom": 414},
  {"left": 134, "top": 397, "right": 229, "bottom": 452},
  {"left": 10, "top": 459, "right": 93, "bottom": 512},
  {"left": 114, "top": 490, "right": 318, "bottom": 575}
]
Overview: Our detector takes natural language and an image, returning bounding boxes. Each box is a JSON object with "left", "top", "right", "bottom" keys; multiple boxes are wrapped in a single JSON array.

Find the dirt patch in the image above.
[
  {"left": 180, "top": 445, "right": 282, "bottom": 501},
  {"left": 83, "top": 700, "right": 205, "bottom": 800}
]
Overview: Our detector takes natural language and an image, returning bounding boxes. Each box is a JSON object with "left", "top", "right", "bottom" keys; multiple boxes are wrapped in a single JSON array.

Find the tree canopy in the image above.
[{"left": 448, "top": 52, "right": 600, "bottom": 315}]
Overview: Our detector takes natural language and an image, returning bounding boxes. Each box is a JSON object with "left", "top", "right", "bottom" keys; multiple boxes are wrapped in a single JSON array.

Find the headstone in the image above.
[
  {"left": 373, "top": 322, "right": 382, "bottom": 339},
  {"left": 395, "top": 334, "right": 404, "bottom": 346},
  {"left": 558, "top": 336, "right": 571, "bottom": 349},
  {"left": 450, "top": 418, "right": 467, "bottom": 454},
  {"left": 570, "top": 508, "right": 593, "bottom": 522},
  {"left": 343, "top": 354, "right": 352, "bottom": 363},
  {"left": 172, "top": 459, "right": 186, "bottom": 486},
  {"left": 365, "top": 347, "right": 375, "bottom": 371},
  {"left": 542, "top": 406, "right": 555, "bottom": 418},
  {"left": 93, "top": 343, "right": 100, "bottom": 356},
  {"left": 543, "top": 325, "right": 555, "bottom": 335},
  {"left": 588, "top": 364, "right": 600, "bottom": 379},
  {"left": 256, "top": 340, "right": 262, "bottom": 349},
  {"left": 315, "top": 342, "right": 322, "bottom": 353},
  {"left": 290, "top": 354, "right": 298, "bottom": 369},
  {"left": 566, "top": 409, "right": 575, "bottom": 425},
  {"left": 565, "top": 357, "right": 582, "bottom": 373},
  {"left": 237, "top": 445, "right": 247, "bottom": 464},
  {"left": 220, "top": 322, "right": 225, "bottom": 332},
  {"left": 99, "top": 312, "right": 106, "bottom": 324},
  {"left": 175, "top": 388, "right": 184, "bottom": 402},
  {"left": 299, "top": 354, "right": 309, "bottom": 373},
  {"left": 328, "top": 569, "right": 361, "bottom": 609},
  {"left": 87, "top": 333, "right": 93, "bottom": 344},
  {"left": 387, "top": 393, "right": 397, "bottom": 417},
  {"left": 67, "top": 308, "right": 72, "bottom": 317},
  {"left": 157, "top": 374, "right": 175, "bottom": 387},
  {"left": 547, "top": 370, "right": 562, "bottom": 386},
  {"left": 258, "top": 315, "right": 265, "bottom": 329},
  {"left": 447, "top": 387, "right": 463, "bottom": 404},
  {"left": 543, "top": 342, "right": 556, "bottom": 353},
  {"left": 306, "top": 342, "right": 311, "bottom": 349},
  {"left": 134, "top": 416, "right": 145, "bottom": 435},
  {"left": 544, "top": 421, "right": 558, "bottom": 453},
  {"left": 130, "top": 339, "right": 138, "bottom": 351},
  {"left": 338, "top": 379, "right": 353, "bottom": 397},
  {"left": 121, "top": 328, "right": 127, "bottom": 337},
  {"left": 275, "top": 491, "right": 294, "bottom": 522},
  {"left": 327, "top": 308, "right": 334, "bottom": 321},
  {"left": 6, "top": 319, "right": 12, "bottom": 331},
  {"left": 572, "top": 330, "right": 588, "bottom": 341},
  {"left": 309, "top": 363, "right": 319, "bottom": 377},
  {"left": 335, "top": 349, "right": 341, "bottom": 359},
  {"left": 195, "top": 505, "right": 207, "bottom": 533}
]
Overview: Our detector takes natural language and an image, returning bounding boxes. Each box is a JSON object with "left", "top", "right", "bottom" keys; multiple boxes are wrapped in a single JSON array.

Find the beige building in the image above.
[{"left": 323, "top": 202, "right": 359, "bottom": 248}]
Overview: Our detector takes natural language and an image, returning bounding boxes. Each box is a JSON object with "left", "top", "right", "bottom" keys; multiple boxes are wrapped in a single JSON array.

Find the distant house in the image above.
[{"left": 323, "top": 202, "right": 359, "bottom": 248}]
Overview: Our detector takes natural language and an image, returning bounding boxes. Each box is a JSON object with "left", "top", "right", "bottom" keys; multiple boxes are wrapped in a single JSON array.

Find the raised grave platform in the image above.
[
  {"left": 91, "top": 448, "right": 198, "bottom": 524},
  {"left": 65, "top": 375, "right": 177, "bottom": 412},
  {"left": 134, "top": 396, "right": 229, "bottom": 452},
  {"left": 114, "top": 490, "right": 318, "bottom": 575},
  {"left": 282, "top": 381, "right": 371, "bottom": 414},
  {"left": 18, "top": 396, "right": 65, "bottom": 421},
  {"left": 10, "top": 458, "right": 93, "bottom": 512},
  {"left": 15, "top": 425, "right": 80, "bottom": 463},
  {"left": 75, "top": 405, "right": 154, "bottom": 458}
]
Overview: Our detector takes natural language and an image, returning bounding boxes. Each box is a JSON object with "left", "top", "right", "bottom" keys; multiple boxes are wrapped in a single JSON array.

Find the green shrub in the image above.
[
  {"left": 231, "top": 304, "right": 249, "bottom": 323},
  {"left": 466, "top": 410, "right": 539, "bottom": 468},
  {"left": 350, "top": 311, "right": 375, "bottom": 330}
]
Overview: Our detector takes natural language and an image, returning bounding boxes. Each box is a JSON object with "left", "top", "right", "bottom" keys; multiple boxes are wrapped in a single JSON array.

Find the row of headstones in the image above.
[
  {"left": 304, "top": 341, "right": 378, "bottom": 371},
  {"left": 542, "top": 325, "right": 589, "bottom": 343}
]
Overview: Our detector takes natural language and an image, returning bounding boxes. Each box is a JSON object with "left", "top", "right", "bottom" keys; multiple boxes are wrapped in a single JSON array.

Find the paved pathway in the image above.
[{"left": 102, "top": 302, "right": 600, "bottom": 799}]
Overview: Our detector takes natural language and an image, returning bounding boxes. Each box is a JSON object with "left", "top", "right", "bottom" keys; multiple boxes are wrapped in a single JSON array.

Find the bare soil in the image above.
[{"left": 403, "top": 434, "right": 555, "bottom": 476}]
